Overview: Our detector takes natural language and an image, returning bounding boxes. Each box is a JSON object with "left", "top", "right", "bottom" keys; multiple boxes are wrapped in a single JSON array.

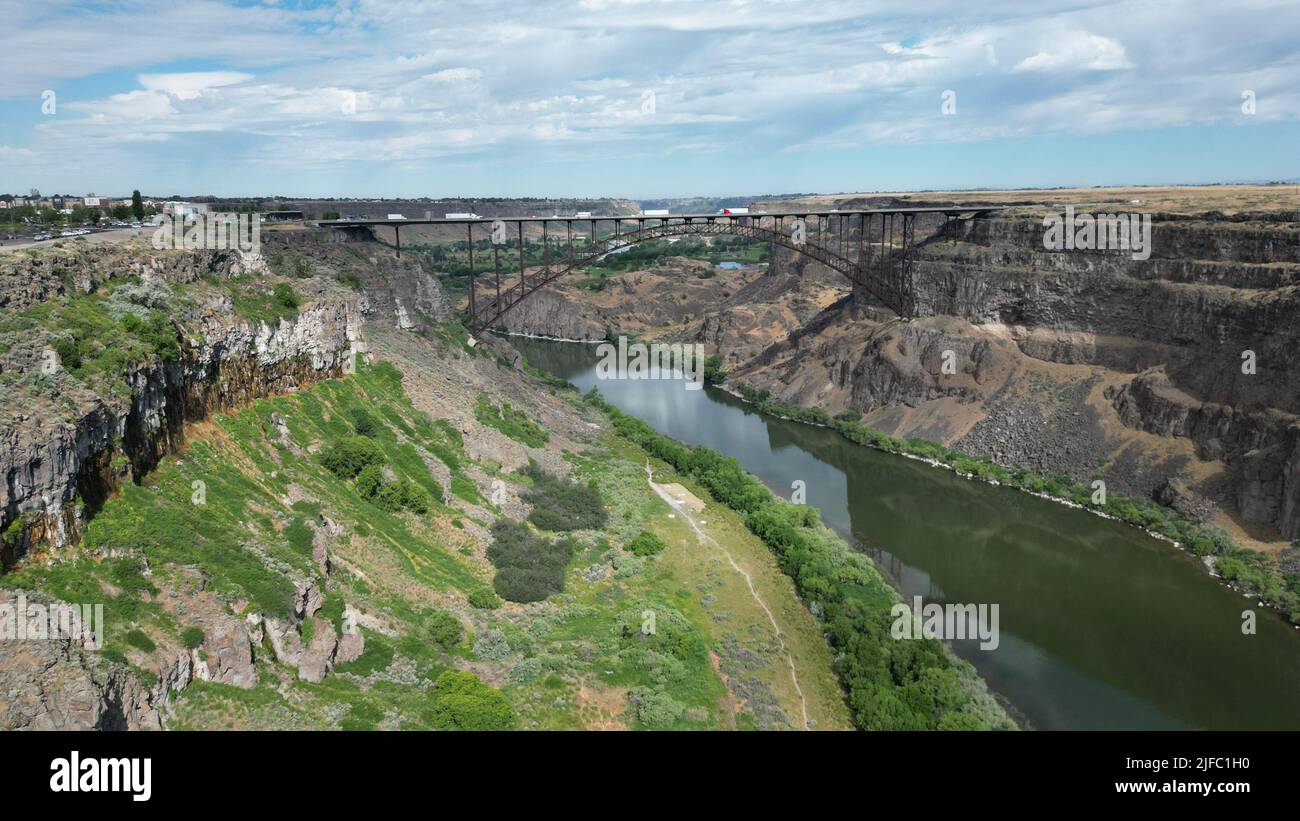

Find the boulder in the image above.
[{"left": 297, "top": 617, "right": 339, "bottom": 684}]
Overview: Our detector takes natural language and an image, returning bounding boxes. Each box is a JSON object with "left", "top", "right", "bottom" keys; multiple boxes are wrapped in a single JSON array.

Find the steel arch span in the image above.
[{"left": 321, "top": 208, "right": 1001, "bottom": 332}]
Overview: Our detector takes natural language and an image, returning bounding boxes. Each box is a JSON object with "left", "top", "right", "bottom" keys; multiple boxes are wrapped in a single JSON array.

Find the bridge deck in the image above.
[{"left": 320, "top": 205, "right": 1006, "bottom": 227}]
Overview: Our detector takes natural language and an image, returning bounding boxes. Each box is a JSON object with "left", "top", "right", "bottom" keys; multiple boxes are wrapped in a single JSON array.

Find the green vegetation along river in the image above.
[{"left": 513, "top": 336, "right": 1300, "bottom": 730}]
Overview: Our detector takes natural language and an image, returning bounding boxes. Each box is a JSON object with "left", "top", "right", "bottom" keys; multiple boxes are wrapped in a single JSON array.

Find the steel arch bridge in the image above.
[{"left": 322, "top": 207, "right": 1000, "bottom": 332}]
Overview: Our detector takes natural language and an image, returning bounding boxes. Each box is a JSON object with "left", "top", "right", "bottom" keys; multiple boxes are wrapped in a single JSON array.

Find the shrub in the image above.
[
  {"left": 428, "top": 610, "right": 464, "bottom": 649},
  {"left": 471, "top": 628, "right": 511, "bottom": 661},
  {"left": 351, "top": 408, "right": 378, "bottom": 437},
  {"left": 272, "top": 283, "right": 299, "bottom": 309},
  {"left": 427, "top": 671, "right": 515, "bottom": 730},
  {"left": 124, "top": 629, "right": 156, "bottom": 653},
  {"left": 50, "top": 335, "right": 81, "bottom": 370},
  {"left": 320, "top": 435, "right": 384, "bottom": 479},
  {"left": 352, "top": 462, "right": 431, "bottom": 515},
  {"left": 114, "top": 310, "right": 179, "bottom": 362},
  {"left": 630, "top": 687, "right": 684, "bottom": 728},
  {"left": 487, "top": 520, "right": 575, "bottom": 603},
  {"left": 626, "top": 530, "right": 667, "bottom": 557},
  {"left": 519, "top": 462, "right": 607, "bottom": 532},
  {"left": 467, "top": 588, "right": 500, "bottom": 610},
  {"left": 474, "top": 395, "right": 548, "bottom": 447},
  {"left": 612, "top": 552, "right": 644, "bottom": 578},
  {"left": 355, "top": 463, "right": 384, "bottom": 499},
  {"left": 181, "top": 627, "right": 205, "bottom": 649},
  {"left": 371, "top": 478, "right": 431, "bottom": 514},
  {"left": 510, "top": 657, "right": 542, "bottom": 684}
]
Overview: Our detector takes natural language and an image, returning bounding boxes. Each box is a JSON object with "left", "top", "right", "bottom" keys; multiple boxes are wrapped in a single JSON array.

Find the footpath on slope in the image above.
[{"left": 644, "top": 462, "right": 810, "bottom": 729}]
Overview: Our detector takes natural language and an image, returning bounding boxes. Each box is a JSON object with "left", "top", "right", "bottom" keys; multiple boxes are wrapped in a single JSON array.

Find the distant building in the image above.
[
  {"left": 261, "top": 210, "right": 303, "bottom": 223},
  {"left": 163, "top": 201, "right": 209, "bottom": 218}
]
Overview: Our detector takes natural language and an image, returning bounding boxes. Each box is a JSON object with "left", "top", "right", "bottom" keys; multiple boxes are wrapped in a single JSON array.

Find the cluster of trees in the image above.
[
  {"left": 355, "top": 464, "right": 431, "bottom": 514},
  {"left": 588, "top": 388, "right": 1008, "bottom": 730},
  {"left": 320, "top": 435, "right": 385, "bottom": 479},
  {"left": 320, "top": 434, "right": 433, "bottom": 514},
  {"left": 519, "top": 461, "right": 607, "bottom": 532},
  {"left": 0, "top": 191, "right": 149, "bottom": 232},
  {"left": 487, "top": 520, "right": 575, "bottom": 603}
]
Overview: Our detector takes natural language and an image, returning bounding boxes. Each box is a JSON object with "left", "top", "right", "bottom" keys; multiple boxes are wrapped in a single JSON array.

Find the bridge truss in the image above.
[{"left": 322, "top": 207, "right": 999, "bottom": 332}]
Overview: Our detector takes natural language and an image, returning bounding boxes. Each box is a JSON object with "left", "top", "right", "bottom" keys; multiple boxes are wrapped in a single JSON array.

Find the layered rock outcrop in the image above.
[
  {"left": 0, "top": 243, "right": 365, "bottom": 562},
  {"left": 733, "top": 209, "right": 1300, "bottom": 540}
]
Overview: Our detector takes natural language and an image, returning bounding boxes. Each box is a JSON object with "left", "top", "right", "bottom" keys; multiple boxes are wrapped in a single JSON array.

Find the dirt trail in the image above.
[{"left": 645, "top": 462, "right": 810, "bottom": 729}]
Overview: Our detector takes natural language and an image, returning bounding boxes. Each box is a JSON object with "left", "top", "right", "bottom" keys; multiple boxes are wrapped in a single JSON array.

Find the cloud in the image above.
[
  {"left": 1013, "top": 32, "right": 1133, "bottom": 72},
  {"left": 1, "top": 0, "right": 1296, "bottom": 193},
  {"left": 138, "top": 71, "right": 255, "bottom": 100}
]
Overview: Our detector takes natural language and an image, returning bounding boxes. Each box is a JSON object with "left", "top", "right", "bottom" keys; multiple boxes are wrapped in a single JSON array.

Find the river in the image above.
[{"left": 512, "top": 336, "right": 1300, "bottom": 730}]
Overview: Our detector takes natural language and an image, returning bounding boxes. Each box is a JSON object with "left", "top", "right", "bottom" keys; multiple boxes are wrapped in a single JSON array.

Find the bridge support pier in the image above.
[{"left": 849, "top": 277, "right": 877, "bottom": 319}]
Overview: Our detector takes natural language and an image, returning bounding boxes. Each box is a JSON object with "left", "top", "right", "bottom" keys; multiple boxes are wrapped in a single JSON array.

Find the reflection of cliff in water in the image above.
[{"left": 709, "top": 383, "right": 1300, "bottom": 731}]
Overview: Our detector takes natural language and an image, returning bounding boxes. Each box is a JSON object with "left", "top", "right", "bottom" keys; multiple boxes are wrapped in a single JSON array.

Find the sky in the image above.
[{"left": 0, "top": 0, "right": 1297, "bottom": 199}]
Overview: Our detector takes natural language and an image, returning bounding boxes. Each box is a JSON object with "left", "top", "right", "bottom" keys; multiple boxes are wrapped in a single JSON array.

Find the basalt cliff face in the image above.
[
  {"left": 0, "top": 233, "right": 467, "bottom": 729},
  {"left": 732, "top": 209, "right": 1300, "bottom": 543},
  {"left": 0, "top": 237, "right": 367, "bottom": 564}
]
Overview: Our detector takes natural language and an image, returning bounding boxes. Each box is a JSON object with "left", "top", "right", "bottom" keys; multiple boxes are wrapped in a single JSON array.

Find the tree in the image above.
[
  {"left": 320, "top": 435, "right": 384, "bottom": 479},
  {"left": 350, "top": 407, "right": 378, "bottom": 437},
  {"left": 626, "top": 530, "right": 667, "bottom": 556},
  {"left": 131, "top": 190, "right": 144, "bottom": 222},
  {"left": 427, "top": 671, "right": 515, "bottom": 730},
  {"left": 428, "top": 610, "right": 464, "bottom": 648}
]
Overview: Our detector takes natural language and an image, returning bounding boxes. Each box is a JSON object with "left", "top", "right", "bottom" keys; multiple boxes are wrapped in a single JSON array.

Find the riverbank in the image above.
[{"left": 585, "top": 388, "right": 1017, "bottom": 731}]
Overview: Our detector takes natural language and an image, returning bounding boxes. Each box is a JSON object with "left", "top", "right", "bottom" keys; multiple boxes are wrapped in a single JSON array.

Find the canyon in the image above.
[{"left": 490, "top": 188, "right": 1300, "bottom": 557}]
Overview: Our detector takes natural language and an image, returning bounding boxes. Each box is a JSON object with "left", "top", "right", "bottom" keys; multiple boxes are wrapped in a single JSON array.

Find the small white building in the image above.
[{"left": 163, "top": 201, "right": 209, "bottom": 218}]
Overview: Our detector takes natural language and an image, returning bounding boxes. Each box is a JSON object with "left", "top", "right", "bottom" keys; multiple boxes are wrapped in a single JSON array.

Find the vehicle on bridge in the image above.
[{"left": 446, "top": 212, "right": 481, "bottom": 219}]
